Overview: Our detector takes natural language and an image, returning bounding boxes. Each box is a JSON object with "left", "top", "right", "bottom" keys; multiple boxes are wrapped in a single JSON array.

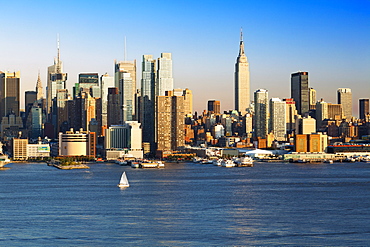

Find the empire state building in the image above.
[{"left": 234, "top": 30, "right": 250, "bottom": 115}]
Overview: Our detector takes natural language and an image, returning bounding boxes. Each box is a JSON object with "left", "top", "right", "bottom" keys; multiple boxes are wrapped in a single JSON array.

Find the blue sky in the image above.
[{"left": 1, "top": 0, "right": 369, "bottom": 115}]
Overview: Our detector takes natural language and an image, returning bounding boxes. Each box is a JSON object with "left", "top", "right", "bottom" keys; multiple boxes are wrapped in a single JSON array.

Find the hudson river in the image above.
[{"left": 1, "top": 161, "right": 370, "bottom": 246}]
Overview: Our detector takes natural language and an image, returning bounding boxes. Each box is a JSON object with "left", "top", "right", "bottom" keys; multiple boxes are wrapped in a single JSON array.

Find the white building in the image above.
[
  {"left": 58, "top": 129, "right": 96, "bottom": 157},
  {"left": 269, "top": 98, "right": 286, "bottom": 141},
  {"left": 156, "top": 53, "right": 173, "bottom": 96},
  {"left": 105, "top": 121, "right": 143, "bottom": 159},
  {"left": 27, "top": 143, "right": 50, "bottom": 158}
]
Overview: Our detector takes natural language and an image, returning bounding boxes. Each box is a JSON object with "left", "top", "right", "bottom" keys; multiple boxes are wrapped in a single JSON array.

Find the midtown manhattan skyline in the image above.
[{"left": 0, "top": 0, "right": 369, "bottom": 115}]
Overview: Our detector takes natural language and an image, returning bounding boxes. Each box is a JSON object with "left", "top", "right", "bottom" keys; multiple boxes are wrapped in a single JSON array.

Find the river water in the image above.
[{"left": 0, "top": 161, "right": 370, "bottom": 246}]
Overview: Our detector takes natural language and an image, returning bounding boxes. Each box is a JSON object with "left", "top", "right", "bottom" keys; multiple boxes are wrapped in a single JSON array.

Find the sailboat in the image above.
[{"left": 117, "top": 171, "right": 130, "bottom": 188}]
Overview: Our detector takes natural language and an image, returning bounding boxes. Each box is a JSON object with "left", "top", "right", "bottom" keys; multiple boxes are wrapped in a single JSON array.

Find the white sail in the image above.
[{"left": 118, "top": 171, "right": 130, "bottom": 188}]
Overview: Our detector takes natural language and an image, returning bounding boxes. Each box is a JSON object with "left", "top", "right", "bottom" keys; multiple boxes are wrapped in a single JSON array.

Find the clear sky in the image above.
[{"left": 1, "top": 0, "right": 369, "bottom": 116}]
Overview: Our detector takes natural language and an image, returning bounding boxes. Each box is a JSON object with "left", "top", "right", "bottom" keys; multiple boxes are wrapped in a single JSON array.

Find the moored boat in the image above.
[{"left": 221, "top": 159, "right": 235, "bottom": 167}]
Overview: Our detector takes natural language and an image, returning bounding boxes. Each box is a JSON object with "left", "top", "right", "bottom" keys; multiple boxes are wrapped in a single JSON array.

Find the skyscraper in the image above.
[
  {"left": 46, "top": 37, "right": 67, "bottom": 116},
  {"left": 254, "top": 89, "right": 269, "bottom": 139},
  {"left": 359, "top": 98, "right": 369, "bottom": 120},
  {"left": 77, "top": 73, "right": 100, "bottom": 98},
  {"left": 291, "top": 71, "right": 309, "bottom": 115},
  {"left": 309, "top": 87, "right": 316, "bottom": 110},
  {"left": 235, "top": 30, "right": 250, "bottom": 115},
  {"left": 107, "top": 87, "right": 120, "bottom": 127},
  {"left": 115, "top": 60, "right": 136, "bottom": 122},
  {"left": 156, "top": 53, "right": 173, "bottom": 96},
  {"left": 208, "top": 100, "right": 221, "bottom": 114},
  {"left": 337, "top": 88, "right": 352, "bottom": 120},
  {"left": 156, "top": 90, "right": 185, "bottom": 152},
  {"left": 269, "top": 98, "right": 286, "bottom": 141},
  {"left": 0, "top": 71, "right": 20, "bottom": 118},
  {"left": 140, "top": 55, "right": 156, "bottom": 153},
  {"left": 36, "top": 71, "right": 43, "bottom": 101},
  {"left": 100, "top": 73, "right": 114, "bottom": 127}
]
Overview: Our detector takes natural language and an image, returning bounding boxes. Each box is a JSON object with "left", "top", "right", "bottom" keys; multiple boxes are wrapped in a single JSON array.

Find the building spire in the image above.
[
  {"left": 56, "top": 34, "right": 61, "bottom": 73},
  {"left": 239, "top": 28, "right": 245, "bottom": 56},
  {"left": 36, "top": 70, "right": 44, "bottom": 100}
]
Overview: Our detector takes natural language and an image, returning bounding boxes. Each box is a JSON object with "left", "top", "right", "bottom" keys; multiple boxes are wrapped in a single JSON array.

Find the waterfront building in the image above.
[
  {"left": 156, "top": 53, "right": 173, "bottom": 96},
  {"left": 100, "top": 73, "right": 115, "bottom": 127},
  {"left": 115, "top": 60, "right": 136, "bottom": 122},
  {"left": 269, "top": 98, "right": 286, "bottom": 141},
  {"left": 208, "top": 100, "right": 221, "bottom": 114},
  {"left": 46, "top": 38, "right": 67, "bottom": 117},
  {"left": 234, "top": 30, "right": 250, "bottom": 115},
  {"left": 337, "top": 88, "right": 352, "bottom": 120},
  {"left": 254, "top": 89, "right": 269, "bottom": 139},
  {"left": 58, "top": 129, "right": 96, "bottom": 157},
  {"left": 359, "top": 98, "right": 369, "bottom": 120},
  {"left": 291, "top": 71, "right": 309, "bottom": 115},
  {"left": 12, "top": 138, "right": 28, "bottom": 160},
  {"left": 104, "top": 122, "right": 143, "bottom": 159},
  {"left": 27, "top": 143, "right": 50, "bottom": 159},
  {"left": 0, "top": 71, "right": 20, "bottom": 118}
]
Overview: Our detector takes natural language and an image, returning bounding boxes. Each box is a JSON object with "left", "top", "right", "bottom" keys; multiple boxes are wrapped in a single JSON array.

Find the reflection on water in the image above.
[{"left": 0, "top": 162, "right": 370, "bottom": 245}]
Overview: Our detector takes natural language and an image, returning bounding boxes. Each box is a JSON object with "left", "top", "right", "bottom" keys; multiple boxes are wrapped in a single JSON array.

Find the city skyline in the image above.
[{"left": 1, "top": 0, "right": 369, "bottom": 115}]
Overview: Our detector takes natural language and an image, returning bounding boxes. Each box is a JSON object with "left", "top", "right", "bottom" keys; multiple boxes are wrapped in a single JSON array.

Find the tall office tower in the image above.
[
  {"left": 46, "top": 38, "right": 67, "bottom": 116},
  {"left": 309, "top": 87, "right": 316, "bottom": 110},
  {"left": 77, "top": 73, "right": 100, "bottom": 98},
  {"left": 269, "top": 98, "right": 286, "bottom": 141},
  {"left": 25, "top": 91, "right": 37, "bottom": 108},
  {"left": 234, "top": 30, "right": 250, "bottom": 116},
  {"left": 291, "top": 71, "right": 309, "bottom": 115},
  {"left": 183, "top": 88, "right": 193, "bottom": 116},
  {"left": 156, "top": 53, "right": 173, "bottom": 96},
  {"left": 254, "top": 89, "right": 269, "bottom": 139},
  {"left": 55, "top": 89, "right": 69, "bottom": 134},
  {"left": 80, "top": 92, "right": 96, "bottom": 131},
  {"left": 283, "top": 98, "right": 298, "bottom": 134},
  {"left": 107, "top": 87, "right": 121, "bottom": 126},
  {"left": 359, "top": 98, "right": 369, "bottom": 120},
  {"left": 140, "top": 55, "right": 156, "bottom": 153},
  {"left": 24, "top": 91, "right": 37, "bottom": 130},
  {"left": 36, "top": 72, "right": 44, "bottom": 101},
  {"left": 156, "top": 90, "right": 185, "bottom": 152},
  {"left": 0, "top": 71, "right": 20, "bottom": 118},
  {"left": 115, "top": 60, "right": 136, "bottom": 121},
  {"left": 31, "top": 106, "right": 43, "bottom": 139},
  {"left": 100, "top": 73, "right": 114, "bottom": 127},
  {"left": 208, "top": 100, "right": 221, "bottom": 114},
  {"left": 337, "top": 88, "right": 352, "bottom": 120}
]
